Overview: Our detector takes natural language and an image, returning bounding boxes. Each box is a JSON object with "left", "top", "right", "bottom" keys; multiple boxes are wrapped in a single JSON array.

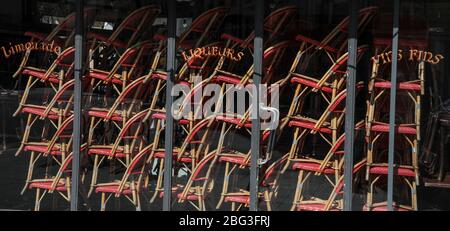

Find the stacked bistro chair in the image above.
[
  {"left": 13, "top": 8, "right": 97, "bottom": 80},
  {"left": 13, "top": 47, "right": 76, "bottom": 117},
  {"left": 290, "top": 121, "right": 365, "bottom": 211},
  {"left": 87, "top": 108, "right": 152, "bottom": 197},
  {"left": 15, "top": 79, "right": 76, "bottom": 157},
  {"left": 29, "top": 144, "right": 88, "bottom": 211},
  {"left": 93, "top": 144, "right": 154, "bottom": 211},
  {"left": 295, "top": 159, "right": 367, "bottom": 211},
  {"left": 21, "top": 115, "right": 76, "bottom": 195},
  {"left": 294, "top": 6, "right": 378, "bottom": 66},
  {"left": 86, "top": 40, "right": 156, "bottom": 96},
  {"left": 364, "top": 44, "right": 425, "bottom": 212},
  {"left": 221, "top": 154, "right": 288, "bottom": 211},
  {"left": 142, "top": 6, "right": 230, "bottom": 116},
  {"left": 281, "top": 46, "right": 368, "bottom": 171},
  {"left": 86, "top": 75, "right": 154, "bottom": 145},
  {"left": 207, "top": 41, "right": 299, "bottom": 210},
  {"left": 88, "top": 5, "right": 161, "bottom": 67},
  {"left": 219, "top": 5, "right": 299, "bottom": 51}
]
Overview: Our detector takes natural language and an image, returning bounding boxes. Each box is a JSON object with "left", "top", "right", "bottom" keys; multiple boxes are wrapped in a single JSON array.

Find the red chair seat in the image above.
[
  {"left": 154, "top": 151, "right": 193, "bottom": 163},
  {"left": 374, "top": 81, "right": 421, "bottom": 91},
  {"left": 288, "top": 118, "right": 332, "bottom": 134},
  {"left": 219, "top": 156, "right": 250, "bottom": 166},
  {"left": 177, "top": 192, "right": 201, "bottom": 201},
  {"left": 29, "top": 181, "right": 67, "bottom": 191},
  {"left": 24, "top": 31, "right": 47, "bottom": 41},
  {"left": 216, "top": 115, "right": 252, "bottom": 128},
  {"left": 152, "top": 113, "right": 190, "bottom": 125},
  {"left": 290, "top": 76, "right": 333, "bottom": 93},
  {"left": 369, "top": 166, "right": 416, "bottom": 177},
  {"left": 296, "top": 203, "right": 340, "bottom": 211},
  {"left": 22, "top": 68, "right": 59, "bottom": 83},
  {"left": 94, "top": 184, "right": 133, "bottom": 195},
  {"left": 87, "top": 109, "right": 123, "bottom": 121},
  {"left": 215, "top": 75, "right": 242, "bottom": 85},
  {"left": 292, "top": 162, "right": 335, "bottom": 174},
  {"left": 88, "top": 71, "right": 123, "bottom": 85},
  {"left": 22, "top": 105, "right": 60, "bottom": 120},
  {"left": 151, "top": 72, "right": 190, "bottom": 86},
  {"left": 88, "top": 32, "right": 127, "bottom": 48},
  {"left": 224, "top": 195, "right": 250, "bottom": 204},
  {"left": 363, "top": 203, "right": 413, "bottom": 211},
  {"left": 370, "top": 124, "right": 417, "bottom": 135},
  {"left": 88, "top": 147, "right": 127, "bottom": 158},
  {"left": 24, "top": 144, "right": 63, "bottom": 155}
]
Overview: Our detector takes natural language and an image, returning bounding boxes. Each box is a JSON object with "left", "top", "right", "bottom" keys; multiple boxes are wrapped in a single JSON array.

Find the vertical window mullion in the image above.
[
  {"left": 70, "top": 0, "right": 84, "bottom": 211},
  {"left": 343, "top": 0, "right": 359, "bottom": 212},
  {"left": 250, "top": 0, "right": 263, "bottom": 211},
  {"left": 387, "top": 0, "right": 401, "bottom": 211},
  {"left": 163, "top": 0, "right": 176, "bottom": 211}
]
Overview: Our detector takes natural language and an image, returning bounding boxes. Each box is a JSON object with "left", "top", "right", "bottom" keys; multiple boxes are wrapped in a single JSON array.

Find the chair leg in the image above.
[
  {"left": 21, "top": 151, "right": 40, "bottom": 195},
  {"left": 265, "top": 190, "right": 272, "bottom": 211},
  {"left": 216, "top": 162, "right": 230, "bottom": 209},
  {"left": 150, "top": 158, "right": 164, "bottom": 203},
  {"left": 13, "top": 76, "right": 33, "bottom": 117},
  {"left": 34, "top": 188, "right": 41, "bottom": 211},
  {"left": 290, "top": 170, "right": 305, "bottom": 211},
  {"left": 100, "top": 193, "right": 106, "bottom": 211},
  {"left": 136, "top": 193, "right": 142, "bottom": 211},
  {"left": 88, "top": 155, "right": 101, "bottom": 197},
  {"left": 15, "top": 114, "right": 37, "bottom": 156},
  {"left": 412, "top": 181, "right": 418, "bottom": 211}
]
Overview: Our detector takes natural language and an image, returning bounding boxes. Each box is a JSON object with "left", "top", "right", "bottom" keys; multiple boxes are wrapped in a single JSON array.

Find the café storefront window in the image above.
[{"left": 0, "top": 0, "right": 449, "bottom": 211}]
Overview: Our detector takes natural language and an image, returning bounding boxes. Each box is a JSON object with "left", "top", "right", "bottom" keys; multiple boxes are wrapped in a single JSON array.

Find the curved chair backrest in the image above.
[
  {"left": 106, "top": 75, "right": 153, "bottom": 119},
  {"left": 49, "top": 144, "right": 88, "bottom": 191},
  {"left": 45, "top": 115, "right": 76, "bottom": 155},
  {"left": 263, "top": 40, "right": 301, "bottom": 84},
  {"left": 178, "top": 7, "right": 229, "bottom": 49},
  {"left": 108, "top": 108, "right": 150, "bottom": 157},
  {"left": 263, "top": 5, "right": 299, "bottom": 46},
  {"left": 109, "top": 5, "right": 161, "bottom": 48},
  {"left": 46, "top": 7, "right": 98, "bottom": 46},
  {"left": 322, "top": 6, "right": 378, "bottom": 56},
  {"left": 261, "top": 154, "right": 289, "bottom": 187},
  {"left": 178, "top": 152, "right": 218, "bottom": 201}
]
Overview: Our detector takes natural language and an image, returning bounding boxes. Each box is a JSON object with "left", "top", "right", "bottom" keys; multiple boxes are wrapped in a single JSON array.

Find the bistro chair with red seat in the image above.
[
  {"left": 280, "top": 46, "right": 368, "bottom": 130},
  {"left": 364, "top": 153, "right": 418, "bottom": 211},
  {"left": 29, "top": 144, "right": 87, "bottom": 211},
  {"left": 148, "top": 116, "right": 220, "bottom": 203},
  {"left": 171, "top": 152, "right": 219, "bottom": 211},
  {"left": 13, "top": 8, "right": 97, "bottom": 79},
  {"left": 144, "top": 7, "right": 229, "bottom": 83},
  {"left": 365, "top": 58, "right": 425, "bottom": 188},
  {"left": 88, "top": 5, "right": 161, "bottom": 57},
  {"left": 87, "top": 108, "right": 151, "bottom": 196},
  {"left": 13, "top": 47, "right": 75, "bottom": 116},
  {"left": 294, "top": 159, "right": 367, "bottom": 211},
  {"left": 211, "top": 103, "right": 279, "bottom": 209},
  {"left": 289, "top": 121, "right": 364, "bottom": 210},
  {"left": 221, "top": 154, "right": 288, "bottom": 211},
  {"left": 86, "top": 75, "right": 153, "bottom": 146},
  {"left": 15, "top": 79, "right": 75, "bottom": 157},
  {"left": 21, "top": 115, "right": 75, "bottom": 194},
  {"left": 283, "top": 83, "right": 365, "bottom": 172},
  {"left": 219, "top": 5, "right": 299, "bottom": 51},
  {"left": 93, "top": 144, "right": 153, "bottom": 211},
  {"left": 294, "top": 6, "right": 378, "bottom": 64},
  {"left": 86, "top": 40, "right": 156, "bottom": 98},
  {"left": 214, "top": 115, "right": 279, "bottom": 209}
]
